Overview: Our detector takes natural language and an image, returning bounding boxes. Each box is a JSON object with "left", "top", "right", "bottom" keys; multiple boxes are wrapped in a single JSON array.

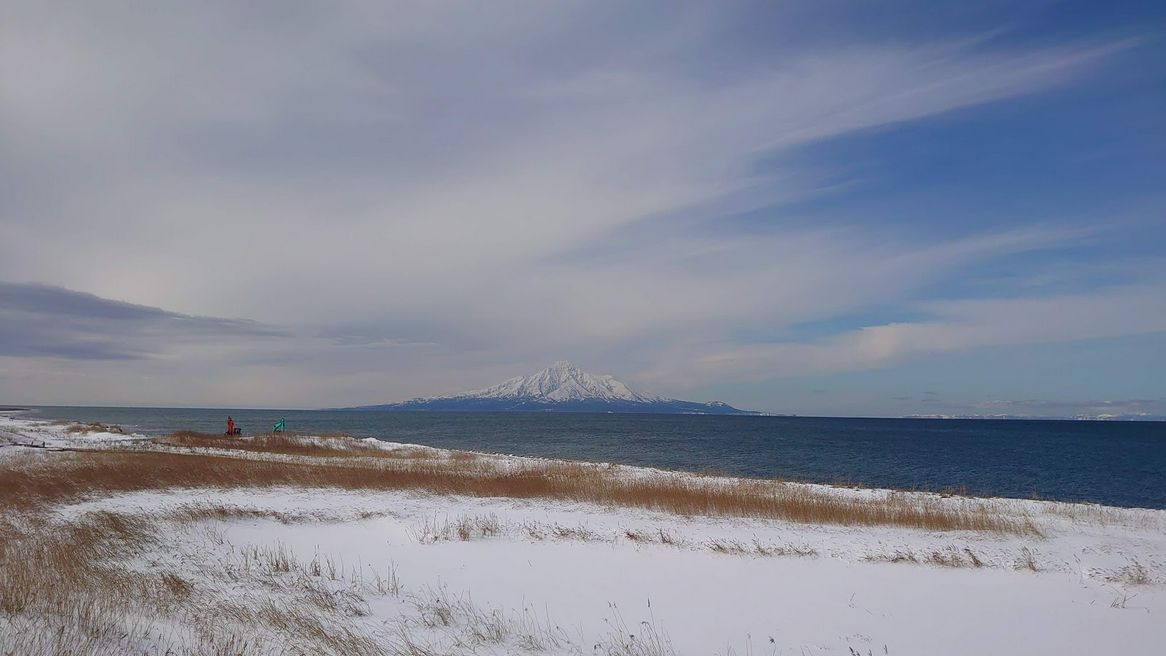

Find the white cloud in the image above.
[
  {"left": 640, "top": 282, "right": 1166, "bottom": 389},
  {"left": 0, "top": 1, "right": 1156, "bottom": 406}
]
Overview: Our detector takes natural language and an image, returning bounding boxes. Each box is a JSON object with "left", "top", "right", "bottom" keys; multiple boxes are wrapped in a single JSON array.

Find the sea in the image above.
[{"left": 18, "top": 406, "right": 1166, "bottom": 510}]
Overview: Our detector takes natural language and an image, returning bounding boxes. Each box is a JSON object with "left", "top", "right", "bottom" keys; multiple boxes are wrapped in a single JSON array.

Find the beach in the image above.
[{"left": 2, "top": 413, "right": 1164, "bottom": 655}]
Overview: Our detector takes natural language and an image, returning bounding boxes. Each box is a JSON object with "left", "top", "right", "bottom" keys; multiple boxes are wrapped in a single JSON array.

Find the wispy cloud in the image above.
[{"left": 641, "top": 282, "right": 1166, "bottom": 387}]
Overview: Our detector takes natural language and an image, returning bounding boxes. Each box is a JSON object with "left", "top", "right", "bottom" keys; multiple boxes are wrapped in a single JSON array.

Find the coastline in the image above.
[
  {"left": 1, "top": 413, "right": 1164, "bottom": 654},
  {"left": 11, "top": 407, "right": 1166, "bottom": 509}
]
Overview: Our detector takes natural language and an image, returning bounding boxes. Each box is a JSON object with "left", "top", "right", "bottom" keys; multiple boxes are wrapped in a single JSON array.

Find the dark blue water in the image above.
[{"left": 19, "top": 406, "right": 1166, "bottom": 509}]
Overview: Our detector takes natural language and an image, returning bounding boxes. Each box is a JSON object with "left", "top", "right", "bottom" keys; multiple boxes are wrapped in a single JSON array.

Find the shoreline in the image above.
[
  {"left": 12, "top": 405, "right": 1164, "bottom": 510},
  {"left": 2, "top": 412, "right": 1162, "bottom": 512},
  {"left": 2, "top": 410, "right": 1166, "bottom": 512}
]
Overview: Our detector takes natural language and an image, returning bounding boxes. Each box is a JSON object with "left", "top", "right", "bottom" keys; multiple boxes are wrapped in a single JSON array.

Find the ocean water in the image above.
[{"left": 21, "top": 406, "right": 1166, "bottom": 509}]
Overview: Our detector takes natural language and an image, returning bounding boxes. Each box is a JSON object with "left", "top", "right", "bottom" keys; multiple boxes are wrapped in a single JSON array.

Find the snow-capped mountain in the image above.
[
  {"left": 463, "top": 361, "right": 663, "bottom": 403},
  {"left": 339, "top": 361, "right": 757, "bottom": 414}
]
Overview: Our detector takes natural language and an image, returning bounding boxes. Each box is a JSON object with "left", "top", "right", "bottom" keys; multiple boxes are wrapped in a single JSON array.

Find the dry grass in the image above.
[
  {"left": 169, "top": 502, "right": 319, "bottom": 525},
  {"left": 159, "top": 431, "right": 386, "bottom": 457},
  {"left": 621, "top": 528, "right": 687, "bottom": 548},
  {"left": 624, "top": 528, "right": 652, "bottom": 543},
  {"left": 550, "top": 524, "right": 603, "bottom": 542},
  {"left": 160, "top": 571, "right": 192, "bottom": 598},
  {"left": 1, "top": 453, "right": 702, "bottom": 656},
  {"left": 707, "top": 539, "right": 751, "bottom": 556},
  {"left": 370, "top": 562, "right": 402, "bottom": 597},
  {"left": 382, "top": 585, "right": 578, "bottom": 654},
  {"left": 926, "top": 546, "right": 967, "bottom": 568},
  {"left": 160, "top": 430, "right": 442, "bottom": 460},
  {"left": 0, "top": 504, "right": 397, "bottom": 655},
  {"left": 864, "top": 545, "right": 985, "bottom": 568},
  {"left": 64, "top": 421, "right": 125, "bottom": 434},
  {"left": 0, "top": 511, "right": 188, "bottom": 654},
  {"left": 0, "top": 442, "right": 1036, "bottom": 534},
  {"left": 1108, "top": 561, "right": 1151, "bottom": 586},
  {"left": 864, "top": 549, "right": 919, "bottom": 565},
  {"left": 1044, "top": 502, "right": 1166, "bottom": 532},
  {"left": 406, "top": 516, "right": 825, "bottom": 561},
  {"left": 409, "top": 513, "right": 502, "bottom": 543},
  {"left": 1015, "top": 546, "right": 1040, "bottom": 572},
  {"left": 751, "top": 540, "right": 817, "bottom": 558},
  {"left": 599, "top": 606, "right": 676, "bottom": 656},
  {"left": 703, "top": 538, "right": 817, "bottom": 559}
]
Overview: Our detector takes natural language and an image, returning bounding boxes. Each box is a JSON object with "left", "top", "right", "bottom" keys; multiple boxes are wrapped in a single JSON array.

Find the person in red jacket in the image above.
[{"left": 226, "top": 416, "right": 235, "bottom": 435}]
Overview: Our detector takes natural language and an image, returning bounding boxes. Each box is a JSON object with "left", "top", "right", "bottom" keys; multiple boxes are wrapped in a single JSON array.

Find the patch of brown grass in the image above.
[
  {"left": 161, "top": 571, "right": 192, "bottom": 598},
  {"left": 448, "top": 450, "right": 483, "bottom": 463},
  {"left": 0, "top": 510, "right": 170, "bottom": 650},
  {"left": 0, "top": 443, "right": 1034, "bottom": 534},
  {"left": 0, "top": 502, "right": 394, "bottom": 655},
  {"left": 64, "top": 421, "right": 125, "bottom": 435},
  {"left": 1108, "top": 561, "right": 1150, "bottom": 586},
  {"left": 169, "top": 502, "right": 319, "bottom": 525},
  {"left": 160, "top": 432, "right": 365, "bottom": 457}
]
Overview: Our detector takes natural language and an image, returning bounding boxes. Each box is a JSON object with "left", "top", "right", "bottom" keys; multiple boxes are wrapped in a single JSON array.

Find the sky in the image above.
[{"left": 1, "top": 0, "right": 1164, "bottom": 417}]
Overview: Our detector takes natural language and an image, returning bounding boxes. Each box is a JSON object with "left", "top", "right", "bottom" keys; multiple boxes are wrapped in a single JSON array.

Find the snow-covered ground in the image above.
[
  {"left": 0, "top": 411, "right": 152, "bottom": 449},
  {"left": 51, "top": 486, "right": 1164, "bottom": 655},
  {"left": 3, "top": 413, "right": 1165, "bottom": 654}
]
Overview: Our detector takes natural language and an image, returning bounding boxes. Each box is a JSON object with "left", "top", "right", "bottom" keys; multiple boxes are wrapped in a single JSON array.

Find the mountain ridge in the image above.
[{"left": 336, "top": 361, "right": 758, "bottom": 415}]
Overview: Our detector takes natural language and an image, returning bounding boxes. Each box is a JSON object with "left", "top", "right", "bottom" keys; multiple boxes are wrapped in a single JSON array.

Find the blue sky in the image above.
[{"left": 1, "top": 1, "right": 1163, "bottom": 416}]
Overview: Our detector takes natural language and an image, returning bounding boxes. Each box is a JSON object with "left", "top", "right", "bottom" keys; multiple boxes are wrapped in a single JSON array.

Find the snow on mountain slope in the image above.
[
  {"left": 460, "top": 361, "right": 663, "bottom": 403},
  {"left": 339, "top": 361, "right": 757, "bottom": 414}
]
